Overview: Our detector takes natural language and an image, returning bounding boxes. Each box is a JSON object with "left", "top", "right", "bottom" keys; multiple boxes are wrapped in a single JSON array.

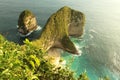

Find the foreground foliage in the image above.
[
  {"left": 0, "top": 35, "right": 109, "bottom": 80},
  {"left": 0, "top": 35, "right": 83, "bottom": 80}
]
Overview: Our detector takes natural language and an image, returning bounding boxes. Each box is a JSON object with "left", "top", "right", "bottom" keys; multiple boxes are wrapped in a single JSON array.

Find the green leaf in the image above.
[
  {"left": 31, "top": 75, "right": 39, "bottom": 80},
  {"left": 29, "top": 55, "right": 40, "bottom": 67},
  {"left": 29, "top": 61, "right": 35, "bottom": 69},
  {"left": 2, "top": 69, "right": 9, "bottom": 74},
  {"left": 0, "top": 49, "right": 3, "bottom": 56},
  {"left": 23, "top": 38, "right": 32, "bottom": 45}
]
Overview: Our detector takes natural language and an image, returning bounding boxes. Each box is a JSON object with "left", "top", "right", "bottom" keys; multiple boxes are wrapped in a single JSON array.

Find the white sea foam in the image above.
[
  {"left": 89, "top": 29, "right": 97, "bottom": 33},
  {"left": 89, "top": 34, "right": 94, "bottom": 39},
  {"left": 16, "top": 25, "right": 19, "bottom": 28},
  {"left": 17, "top": 25, "right": 42, "bottom": 37},
  {"left": 19, "top": 31, "right": 33, "bottom": 37},
  {"left": 35, "top": 25, "right": 42, "bottom": 31},
  {"left": 74, "top": 43, "right": 82, "bottom": 56}
]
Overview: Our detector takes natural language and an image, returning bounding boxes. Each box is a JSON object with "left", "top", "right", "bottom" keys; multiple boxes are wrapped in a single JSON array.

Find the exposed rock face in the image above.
[
  {"left": 18, "top": 10, "right": 38, "bottom": 36},
  {"left": 33, "top": 6, "right": 85, "bottom": 55},
  {"left": 69, "top": 9, "right": 85, "bottom": 37}
]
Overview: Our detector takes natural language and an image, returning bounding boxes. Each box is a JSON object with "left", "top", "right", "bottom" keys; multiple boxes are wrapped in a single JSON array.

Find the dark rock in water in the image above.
[
  {"left": 17, "top": 10, "right": 38, "bottom": 36},
  {"left": 33, "top": 6, "right": 85, "bottom": 55}
]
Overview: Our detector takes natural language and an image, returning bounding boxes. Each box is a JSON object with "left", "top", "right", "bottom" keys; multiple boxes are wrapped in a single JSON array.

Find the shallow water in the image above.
[{"left": 0, "top": 0, "right": 120, "bottom": 79}]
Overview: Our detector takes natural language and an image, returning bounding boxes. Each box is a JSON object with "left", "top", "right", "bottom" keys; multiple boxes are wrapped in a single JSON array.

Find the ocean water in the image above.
[{"left": 0, "top": 0, "right": 120, "bottom": 80}]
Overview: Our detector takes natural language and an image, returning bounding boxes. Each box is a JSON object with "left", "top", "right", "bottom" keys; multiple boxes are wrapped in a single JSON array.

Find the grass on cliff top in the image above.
[{"left": 0, "top": 34, "right": 110, "bottom": 80}]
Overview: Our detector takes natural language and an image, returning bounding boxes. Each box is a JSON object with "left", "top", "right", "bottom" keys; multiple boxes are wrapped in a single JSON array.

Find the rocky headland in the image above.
[{"left": 32, "top": 6, "right": 85, "bottom": 55}]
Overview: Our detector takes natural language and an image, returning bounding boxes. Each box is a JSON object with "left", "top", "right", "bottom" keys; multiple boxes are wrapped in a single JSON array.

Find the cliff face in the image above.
[
  {"left": 18, "top": 10, "right": 38, "bottom": 35},
  {"left": 33, "top": 6, "right": 85, "bottom": 55},
  {"left": 69, "top": 9, "right": 85, "bottom": 37}
]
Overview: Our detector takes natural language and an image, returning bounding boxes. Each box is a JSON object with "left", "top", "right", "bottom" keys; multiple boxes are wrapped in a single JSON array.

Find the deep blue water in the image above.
[{"left": 0, "top": 0, "right": 120, "bottom": 80}]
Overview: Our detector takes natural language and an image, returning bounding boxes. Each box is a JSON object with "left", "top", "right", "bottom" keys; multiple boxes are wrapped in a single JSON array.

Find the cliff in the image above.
[{"left": 33, "top": 6, "right": 85, "bottom": 55}]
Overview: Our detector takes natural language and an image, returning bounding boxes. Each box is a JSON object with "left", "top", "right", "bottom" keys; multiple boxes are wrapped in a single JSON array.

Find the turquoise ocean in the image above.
[{"left": 0, "top": 0, "right": 120, "bottom": 80}]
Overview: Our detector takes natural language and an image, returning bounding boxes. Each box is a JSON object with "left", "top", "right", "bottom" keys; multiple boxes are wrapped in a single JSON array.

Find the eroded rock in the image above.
[
  {"left": 33, "top": 6, "right": 85, "bottom": 55},
  {"left": 18, "top": 10, "right": 38, "bottom": 36},
  {"left": 69, "top": 9, "right": 85, "bottom": 37}
]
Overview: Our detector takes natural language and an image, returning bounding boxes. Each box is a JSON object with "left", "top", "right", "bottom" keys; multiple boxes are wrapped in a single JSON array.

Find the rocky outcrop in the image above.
[
  {"left": 17, "top": 10, "right": 38, "bottom": 36},
  {"left": 68, "top": 8, "right": 85, "bottom": 37},
  {"left": 33, "top": 6, "right": 85, "bottom": 55}
]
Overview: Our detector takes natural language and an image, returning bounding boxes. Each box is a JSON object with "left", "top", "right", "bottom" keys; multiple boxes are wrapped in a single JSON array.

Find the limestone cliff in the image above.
[
  {"left": 33, "top": 6, "right": 85, "bottom": 55},
  {"left": 18, "top": 10, "right": 38, "bottom": 35},
  {"left": 69, "top": 8, "right": 85, "bottom": 37}
]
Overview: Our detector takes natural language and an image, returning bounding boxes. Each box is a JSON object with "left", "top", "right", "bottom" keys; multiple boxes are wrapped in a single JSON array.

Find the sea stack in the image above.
[
  {"left": 17, "top": 10, "right": 38, "bottom": 37},
  {"left": 33, "top": 6, "right": 85, "bottom": 55}
]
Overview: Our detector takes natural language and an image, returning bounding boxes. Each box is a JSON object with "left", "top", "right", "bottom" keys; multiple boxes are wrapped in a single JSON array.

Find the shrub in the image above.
[{"left": 0, "top": 35, "right": 76, "bottom": 80}]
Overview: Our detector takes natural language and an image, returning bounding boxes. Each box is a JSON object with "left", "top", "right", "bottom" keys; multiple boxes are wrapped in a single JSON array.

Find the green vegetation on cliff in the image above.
[
  {"left": 32, "top": 6, "right": 85, "bottom": 55},
  {"left": 0, "top": 34, "right": 89, "bottom": 80}
]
